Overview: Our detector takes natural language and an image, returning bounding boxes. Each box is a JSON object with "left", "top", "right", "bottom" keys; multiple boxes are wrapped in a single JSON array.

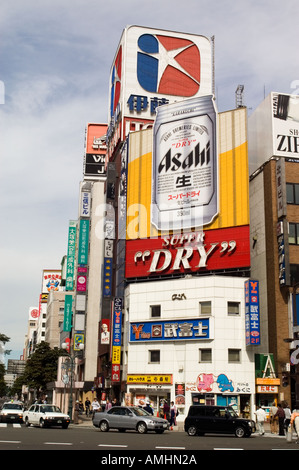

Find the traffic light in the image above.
[{"left": 282, "top": 374, "right": 289, "bottom": 387}]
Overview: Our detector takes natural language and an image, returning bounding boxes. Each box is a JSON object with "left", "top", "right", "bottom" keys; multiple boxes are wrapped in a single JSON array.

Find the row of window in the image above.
[
  {"left": 150, "top": 301, "right": 240, "bottom": 318},
  {"left": 149, "top": 348, "right": 241, "bottom": 364}
]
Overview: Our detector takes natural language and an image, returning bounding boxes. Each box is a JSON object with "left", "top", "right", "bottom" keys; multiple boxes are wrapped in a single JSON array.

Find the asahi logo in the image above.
[{"left": 158, "top": 141, "right": 210, "bottom": 174}]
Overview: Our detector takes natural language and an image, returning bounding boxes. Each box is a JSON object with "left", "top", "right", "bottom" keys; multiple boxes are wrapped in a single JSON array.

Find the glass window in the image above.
[
  {"left": 149, "top": 350, "right": 160, "bottom": 363},
  {"left": 289, "top": 223, "right": 299, "bottom": 245},
  {"left": 287, "top": 183, "right": 299, "bottom": 204},
  {"left": 228, "top": 349, "right": 241, "bottom": 362},
  {"left": 199, "top": 348, "right": 212, "bottom": 362},
  {"left": 227, "top": 301, "right": 240, "bottom": 315},
  {"left": 150, "top": 305, "right": 161, "bottom": 318},
  {"left": 200, "top": 301, "right": 211, "bottom": 315}
]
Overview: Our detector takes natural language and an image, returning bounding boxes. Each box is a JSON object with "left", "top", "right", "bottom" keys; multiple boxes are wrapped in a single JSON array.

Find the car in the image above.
[
  {"left": 184, "top": 405, "right": 256, "bottom": 438},
  {"left": 93, "top": 405, "right": 170, "bottom": 434},
  {"left": 0, "top": 402, "right": 24, "bottom": 423},
  {"left": 23, "top": 404, "right": 70, "bottom": 429}
]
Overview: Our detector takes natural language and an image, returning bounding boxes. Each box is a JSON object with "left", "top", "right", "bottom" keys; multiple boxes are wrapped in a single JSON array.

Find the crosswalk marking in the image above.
[{"left": 0, "top": 423, "right": 22, "bottom": 428}]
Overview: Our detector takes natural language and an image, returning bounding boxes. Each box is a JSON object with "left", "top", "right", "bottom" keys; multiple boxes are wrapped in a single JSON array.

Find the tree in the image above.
[{"left": 22, "top": 342, "right": 65, "bottom": 397}]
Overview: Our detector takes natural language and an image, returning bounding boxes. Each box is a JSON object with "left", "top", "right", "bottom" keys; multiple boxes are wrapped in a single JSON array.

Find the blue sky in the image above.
[{"left": 1, "top": 0, "right": 299, "bottom": 361}]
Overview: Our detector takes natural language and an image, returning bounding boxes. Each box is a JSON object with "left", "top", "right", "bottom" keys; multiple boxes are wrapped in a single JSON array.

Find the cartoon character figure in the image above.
[
  {"left": 217, "top": 374, "right": 234, "bottom": 392},
  {"left": 196, "top": 373, "right": 214, "bottom": 392}
]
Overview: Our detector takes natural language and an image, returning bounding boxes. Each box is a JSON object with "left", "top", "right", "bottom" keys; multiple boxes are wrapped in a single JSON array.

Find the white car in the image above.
[
  {"left": 0, "top": 402, "right": 24, "bottom": 423},
  {"left": 23, "top": 404, "right": 70, "bottom": 429}
]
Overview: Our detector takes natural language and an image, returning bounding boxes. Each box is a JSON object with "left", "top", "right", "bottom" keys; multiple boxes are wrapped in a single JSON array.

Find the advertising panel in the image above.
[
  {"left": 63, "top": 294, "right": 73, "bottom": 332},
  {"left": 84, "top": 123, "right": 107, "bottom": 177},
  {"left": 130, "top": 318, "right": 210, "bottom": 342},
  {"left": 125, "top": 106, "right": 249, "bottom": 278},
  {"left": 245, "top": 280, "right": 261, "bottom": 346},
  {"left": 111, "top": 297, "right": 123, "bottom": 382},
  {"left": 107, "top": 26, "right": 213, "bottom": 158},
  {"left": 42, "top": 270, "right": 62, "bottom": 293},
  {"left": 78, "top": 219, "right": 89, "bottom": 265},
  {"left": 65, "top": 220, "right": 77, "bottom": 291}
]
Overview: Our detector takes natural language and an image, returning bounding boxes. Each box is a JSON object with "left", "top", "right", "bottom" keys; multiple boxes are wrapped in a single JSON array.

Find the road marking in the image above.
[
  {"left": 156, "top": 446, "right": 186, "bottom": 450},
  {"left": 0, "top": 440, "right": 21, "bottom": 444},
  {"left": 98, "top": 444, "right": 128, "bottom": 448},
  {"left": 44, "top": 442, "right": 73, "bottom": 446},
  {"left": 0, "top": 423, "right": 21, "bottom": 427},
  {"left": 214, "top": 448, "right": 244, "bottom": 450}
]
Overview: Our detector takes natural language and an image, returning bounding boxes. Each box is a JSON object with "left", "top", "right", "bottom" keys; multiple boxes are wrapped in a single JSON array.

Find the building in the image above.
[{"left": 249, "top": 92, "right": 299, "bottom": 408}]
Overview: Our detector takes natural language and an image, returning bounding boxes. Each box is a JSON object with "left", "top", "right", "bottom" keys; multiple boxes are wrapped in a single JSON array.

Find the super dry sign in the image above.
[{"left": 125, "top": 226, "right": 250, "bottom": 279}]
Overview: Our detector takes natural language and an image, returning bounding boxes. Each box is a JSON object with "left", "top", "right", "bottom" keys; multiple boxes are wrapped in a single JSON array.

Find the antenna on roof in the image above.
[{"left": 235, "top": 85, "right": 245, "bottom": 108}]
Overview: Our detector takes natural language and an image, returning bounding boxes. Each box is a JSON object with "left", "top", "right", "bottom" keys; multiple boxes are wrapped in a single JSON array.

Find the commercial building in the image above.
[{"left": 249, "top": 92, "right": 299, "bottom": 408}]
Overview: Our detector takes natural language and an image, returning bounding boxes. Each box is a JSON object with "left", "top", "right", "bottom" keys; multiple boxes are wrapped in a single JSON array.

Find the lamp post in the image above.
[{"left": 61, "top": 342, "right": 84, "bottom": 421}]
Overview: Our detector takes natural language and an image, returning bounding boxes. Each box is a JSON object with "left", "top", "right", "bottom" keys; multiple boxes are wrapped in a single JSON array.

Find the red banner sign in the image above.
[{"left": 125, "top": 226, "right": 250, "bottom": 279}]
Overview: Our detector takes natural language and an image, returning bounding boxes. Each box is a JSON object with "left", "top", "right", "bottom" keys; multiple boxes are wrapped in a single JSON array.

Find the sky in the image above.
[{"left": 1, "top": 0, "right": 299, "bottom": 361}]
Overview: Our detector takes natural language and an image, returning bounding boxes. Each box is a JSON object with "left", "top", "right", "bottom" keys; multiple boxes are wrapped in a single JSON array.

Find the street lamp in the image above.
[{"left": 61, "top": 342, "right": 84, "bottom": 421}]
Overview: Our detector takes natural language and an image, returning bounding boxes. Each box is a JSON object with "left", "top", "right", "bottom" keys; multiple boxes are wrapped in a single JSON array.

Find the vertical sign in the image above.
[
  {"left": 63, "top": 294, "right": 73, "bottom": 332},
  {"left": 245, "top": 280, "right": 260, "bottom": 346},
  {"left": 111, "top": 297, "right": 122, "bottom": 382},
  {"left": 66, "top": 221, "right": 77, "bottom": 291},
  {"left": 78, "top": 219, "right": 90, "bottom": 265}
]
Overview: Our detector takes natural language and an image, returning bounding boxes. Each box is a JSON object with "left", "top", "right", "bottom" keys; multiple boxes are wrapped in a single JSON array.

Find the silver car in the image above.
[{"left": 93, "top": 406, "right": 169, "bottom": 434}]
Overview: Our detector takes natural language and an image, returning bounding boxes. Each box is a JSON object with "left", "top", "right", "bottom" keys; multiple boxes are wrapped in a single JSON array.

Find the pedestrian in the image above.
[
  {"left": 275, "top": 403, "right": 285, "bottom": 436},
  {"left": 269, "top": 402, "right": 278, "bottom": 434},
  {"left": 283, "top": 403, "right": 291, "bottom": 431},
  {"left": 74, "top": 400, "right": 80, "bottom": 424},
  {"left": 170, "top": 401, "right": 177, "bottom": 430},
  {"left": 144, "top": 401, "right": 153, "bottom": 415},
  {"left": 163, "top": 400, "right": 170, "bottom": 421},
  {"left": 91, "top": 397, "right": 100, "bottom": 418},
  {"left": 254, "top": 406, "right": 266, "bottom": 435},
  {"left": 105, "top": 399, "right": 112, "bottom": 411},
  {"left": 291, "top": 409, "right": 299, "bottom": 443},
  {"left": 85, "top": 398, "right": 91, "bottom": 416}
]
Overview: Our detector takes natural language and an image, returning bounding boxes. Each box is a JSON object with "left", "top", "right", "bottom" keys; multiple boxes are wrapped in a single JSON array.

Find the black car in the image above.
[{"left": 184, "top": 405, "right": 256, "bottom": 438}]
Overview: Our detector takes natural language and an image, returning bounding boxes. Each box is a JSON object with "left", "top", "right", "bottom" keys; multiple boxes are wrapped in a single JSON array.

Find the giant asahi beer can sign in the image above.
[{"left": 151, "top": 95, "right": 218, "bottom": 231}]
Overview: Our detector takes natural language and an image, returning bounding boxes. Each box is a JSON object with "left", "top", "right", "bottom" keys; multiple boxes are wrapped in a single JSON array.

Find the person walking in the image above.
[
  {"left": 163, "top": 400, "right": 170, "bottom": 421},
  {"left": 269, "top": 402, "right": 278, "bottom": 434},
  {"left": 91, "top": 397, "right": 100, "bottom": 418},
  {"left": 275, "top": 403, "right": 285, "bottom": 436},
  {"left": 169, "top": 401, "right": 177, "bottom": 430},
  {"left": 283, "top": 404, "right": 291, "bottom": 432},
  {"left": 254, "top": 406, "right": 266, "bottom": 435},
  {"left": 85, "top": 398, "right": 91, "bottom": 416},
  {"left": 291, "top": 409, "right": 299, "bottom": 443}
]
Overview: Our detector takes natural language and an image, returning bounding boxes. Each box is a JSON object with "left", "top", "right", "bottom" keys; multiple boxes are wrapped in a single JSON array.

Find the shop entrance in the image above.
[{"left": 129, "top": 390, "right": 171, "bottom": 417}]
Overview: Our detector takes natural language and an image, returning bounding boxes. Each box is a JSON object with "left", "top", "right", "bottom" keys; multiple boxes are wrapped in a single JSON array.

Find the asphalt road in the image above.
[{"left": 0, "top": 422, "right": 299, "bottom": 455}]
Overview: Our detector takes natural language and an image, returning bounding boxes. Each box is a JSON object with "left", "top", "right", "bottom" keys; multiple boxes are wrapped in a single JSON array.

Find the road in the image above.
[{"left": 0, "top": 423, "right": 298, "bottom": 455}]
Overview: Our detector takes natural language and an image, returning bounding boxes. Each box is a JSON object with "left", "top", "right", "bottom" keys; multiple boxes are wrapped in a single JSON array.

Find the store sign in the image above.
[
  {"left": 130, "top": 318, "right": 210, "bottom": 342},
  {"left": 125, "top": 226, "right": 250, "bottom": 279},
  {"left": 273, "top": 92, "right": 299, "bottom": 157},
  {"left": 127, "top": 374, "right": 172, "bottom": 384},
  {"left": 257, "top": 385, "right": 278, "bottom": 393},
  {"left": 63, "top": 294, "right": 73, "bottom": 332},
  {"left": 245, "top": 280, "right": 261, "bottom": 346},
  {"left": 78, "top": 219, "right": 89, "bottom": 265},
  {"left": 111, "top": 298, "right": 123, "bottom": 383},
  {"left": 65, "top": 221, "right": 77, "bottom": 291}
]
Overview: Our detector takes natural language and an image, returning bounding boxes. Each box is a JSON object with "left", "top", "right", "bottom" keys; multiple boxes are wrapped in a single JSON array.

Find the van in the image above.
[{"left": 184, "top": 405, "right": 256, "bottom": 438}]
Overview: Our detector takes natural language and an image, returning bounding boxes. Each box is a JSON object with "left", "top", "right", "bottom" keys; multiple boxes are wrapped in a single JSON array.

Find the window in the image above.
[
  {"left": 200, "top": 301, "right": 211, "bottom": 315},
  {"left": 149, "top": 350, "right": 160, "bottom": 363},
  {"left": 289, "top": 223, "right": 299, "bottom": 245},
  {"left": 199, "top": 348, "right": 212, "bottom": 363},
  {"left": 150, "top": 305, "right": 161, "bottom": 318},
  {"left": 286, "top": 183, "right": 299, "bottom": 204},
  {"left": 228, "top": 349, "right": 241, "bottom": 363},
  {"left": 227, "top": 301, "right": 240, "bottom": 315}
]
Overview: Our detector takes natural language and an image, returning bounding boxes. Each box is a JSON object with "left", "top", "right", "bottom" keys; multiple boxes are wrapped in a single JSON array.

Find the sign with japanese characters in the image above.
[
  {"left": 245, "top": 280, "right": 261, "bottom": 346},
  {"left": 127, "top": 374, "right": 173, "bottom": 384},
  {"left": 130, "top": 318, "right": 210, "bottom": 342},
  {"left": 111, "top": 298, "right": 123, "bottom": 383},
  {"left": 65, "top": 221, "right": 77, "bottom": 291}
]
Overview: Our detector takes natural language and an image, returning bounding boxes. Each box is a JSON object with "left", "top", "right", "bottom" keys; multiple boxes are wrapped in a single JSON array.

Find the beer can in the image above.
[{"left": 151, "top": 95, "right": 218, "bottom": 231}]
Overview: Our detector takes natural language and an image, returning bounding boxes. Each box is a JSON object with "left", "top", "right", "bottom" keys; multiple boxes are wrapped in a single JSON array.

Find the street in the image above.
[{"left": 0, "top": 423, "right": 299, "bottom": 454}]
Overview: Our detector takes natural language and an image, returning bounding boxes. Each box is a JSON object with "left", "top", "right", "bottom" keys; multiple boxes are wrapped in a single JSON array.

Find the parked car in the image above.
[
  {"left": 0, "top": 402, "right": 24, "bottom": 423},
  {"left": 184, "top": 405, "right": 256, "bottom": 438},
  {"left": 23, "top": 404, "right": 70, "bottom": 429},
  {"left": 93, "top": 405, "right": 169, "bottom": 434}
]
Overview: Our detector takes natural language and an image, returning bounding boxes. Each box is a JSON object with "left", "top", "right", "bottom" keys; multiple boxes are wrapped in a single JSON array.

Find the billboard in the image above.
[
  {"left": 42, "top": 270, "right": 62, "bottom": 293},
  {"left": 249, "top": 92, "right": 299, "bottom": 174},
  {"left": 84, "top": 123, "right": 107, "bottom": 178},
  {"left": 107, "top": 26, "right": 213, "bottom": 158},
  {"left": 125, "top": 106, "right": 249, "bottom": 278},
  {"left": 130, "top": 318, "right": 211, "bottom": 342}
]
